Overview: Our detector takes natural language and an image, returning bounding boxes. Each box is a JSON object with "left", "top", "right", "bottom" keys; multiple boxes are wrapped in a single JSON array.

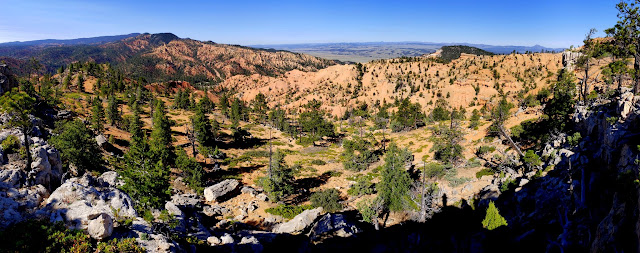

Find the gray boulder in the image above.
[
  {"left": 98, "top": 171, "right": 123, "bottom": 188},
  {"left": 44, "top": 182, "right": 137, "bottom": 230},
  {"left": 87, "top": 213, "right": 114, "bottom": 240},
  {"left": 204, "top": 179, "right": 239, "bottom": 202},
  {"left": 273, "top": 207, "right": 323, "bottom": 234},
  {"left": 310, "top": 213, "right": 361, "bottom": 242}
]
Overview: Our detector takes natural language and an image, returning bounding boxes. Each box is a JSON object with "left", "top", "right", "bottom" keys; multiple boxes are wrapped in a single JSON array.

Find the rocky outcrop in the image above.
[
  {"left": 0, "top": 64, "right": 17, "bottom": 96},
  {"left": 273, "top": 207, "right": 323, "bottom": 234},
  {"left": 44, "top": 180, "right": 137, "bottom": 230},
  {"left": 204, "top": 179, "right": 239, "bottom": 202},
  {"left": 87, "top": 213, "right": 114, "bottom": 240},
  {"left": 309, "top": 213, "right": 361, "bottom": 243},
  {"left": 562, "top": 50, "right": 583, "bottom": 71},
  {"left": 29, "top": 140, "right": 63, "bottom": 190}
]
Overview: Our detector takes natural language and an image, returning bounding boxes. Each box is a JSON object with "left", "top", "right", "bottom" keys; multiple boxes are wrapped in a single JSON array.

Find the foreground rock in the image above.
[
  {"left": 273, "top": 207, "right": 323, "bottom": 234},
  {"left": 309, "top": 213, "right": 361, "bottom": 242},
  {"left": 87, "top": 213, "right": 113, "bottom": 240},
  {"left": 204, "top": 179, "right": 239, "bottom": 202},
  {"left": 43, "top": 180, "right": 137, "bottom": 230}
]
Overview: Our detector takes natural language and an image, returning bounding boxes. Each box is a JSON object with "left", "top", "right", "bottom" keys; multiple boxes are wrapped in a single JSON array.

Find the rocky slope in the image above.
[{"left": 0, "top": 33, "right": 337, "bottom": 83}]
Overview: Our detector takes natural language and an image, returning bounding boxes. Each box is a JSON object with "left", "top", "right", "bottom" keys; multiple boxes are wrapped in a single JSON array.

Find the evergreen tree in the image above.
[
  {"left": 219, "top": 93, "right": 230, "bottom": 117},
  {"left": 150, "top": 100, "right": 174, "bottom": 165},
  {"left": 544, "top": 70, "right": 577, "bottom": 131},
  {"left": 76, "top": 73, "right": 84, "bottom": 92},
  {"left": 610, "top": 1, "right": 640, "bottom": 94},
  {"left": 106, "top": 96, "right": 121, "bottom": 127},
  {"left": 120, "top": 104, "right": 171, "bottom": 210},
  {"left": 50, "top": 120, "right": 103, "bottom": 176},
  {"left": 90, "top": 97, "right": 105, "bottom": 133},
  {"left": 482, "top": 201, "right": 508, "bottom": 230},
  {"left": 0, "top": 88, "right": 36, "bottom": 170},
  {"left": 175, "top": 148, "right": 204, "bottom": 193},
  {"left": 260, "top": 150, "right": 294, "bottom": 202},
  {"left": 192, "top": 101, "right": 214, "bottom": 154},
  {"left": 299, "top": 99, "right": 335, "bottom": 145},
  {"left": 252, "top": 92, "right": 268, "bottom": 124},
  {"left": 378, "top": 143, "right": 413, "bottom": 212}
]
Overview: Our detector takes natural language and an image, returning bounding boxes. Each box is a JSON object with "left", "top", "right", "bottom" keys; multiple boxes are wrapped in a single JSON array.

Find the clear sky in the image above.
[{"left": 0, "top": 0, "right": 622, "bottom": 48}]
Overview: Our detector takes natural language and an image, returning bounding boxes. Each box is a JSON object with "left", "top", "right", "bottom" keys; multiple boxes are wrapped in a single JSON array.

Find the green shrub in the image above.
[
  {"left": 310, "top": 189, "right": 342, "bottom": 213},
  {"left": 0, "top": 219, "right": 144, "bottom": 253},
  {"left": 424, "top": 162, "right": 447, "bottom": 179},
  {"left": 500, "top": 178, "right": 517, "bottom": 192},
  {"left": 475, "top": 168, "right": 494, "bottom": 178},
  {"left": 347, "top": 174, "right": 375, "bottom": 196},
  {"left": 567, "top": 132, "right": 582, "bottom": 147},
  {"left": 265, "top": 204, "right": 313, "bottom": 219},
  {"left": 310, "top": 159, "right": 327, "bottom": 165},
  {"left": 1, "top": 135, "right": 20, "bottom": 154},
  {"left": 482, "top": 201, "right": 508, "bottom": 230},
  {"left": 476, "top": 145, "right": 496, "bottom": 156}
]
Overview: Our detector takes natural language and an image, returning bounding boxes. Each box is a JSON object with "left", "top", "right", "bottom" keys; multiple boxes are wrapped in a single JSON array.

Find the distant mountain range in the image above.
[
  {"left": 0, "top": 33, "right": 141, "bottom": 47},
  {"left": 250, "top": 42, "right": 566, "bottom": 62},
  {"left": 0, "top": 33, "right": 336, "bottom": 82}
]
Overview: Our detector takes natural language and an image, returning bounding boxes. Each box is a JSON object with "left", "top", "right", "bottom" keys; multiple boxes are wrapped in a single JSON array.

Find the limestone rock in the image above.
[
  {"left": 44, "top": 182, "right": 137, "bottom": 230},
  {"left": 220, "top": 233, "right": 235, "bottom": 245},
  {"left": 87, "top": 213, "right": 114, "bottom": 240},
  {"left": 98, "top": 171, "right": 122, "bottom": 188},
  {"left": 207, "top": 236, "right": 221, "bottom": 246},
  {"left": 310, "top": 213, "right": 361, "bottom": 242},
  {"left": 204, "top": 179, "right": 239, "bottom": 202},
  {"left": 273, "top": 207, "right": 323, "bottom": 234}
]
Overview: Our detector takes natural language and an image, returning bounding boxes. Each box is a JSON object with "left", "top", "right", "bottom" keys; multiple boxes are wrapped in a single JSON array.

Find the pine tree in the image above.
[
  {"left": 106, "top": 96, "right": 121, "bottom": 127},
  {"left": 150, "top": 100, "right": 173, "bottom": 165},
  {"left": 252, "top": 92, "right": 268, "bottom": 124},
  {"left": 482, "top": 201, "right": 508, "bottom": 230},
  {"left": 260, "top": 150, "right": 294, "bottom": 202},
  {"left": 378, "top": 143, "right": 413, "bottom": 212},
  {"left": 219, "top": 93, "right": 230, "bottom": 117},
  {"left": 192, "top": 101, "right": 213, "bottom": 154},
  {"left": 90, "top": 97, "right": 105, "bottom": 133},
  {"left": 50, "top": 120, "right": 103, "bottom": 176},
  {"left": 120, "top": 103, "right": 171, "bottom": 210},
  {"left": 0, "top": 88, "right": 36, "bottom": 171},
  {"left": 76, "top": 73, "right": 84, "bottom": 92}
]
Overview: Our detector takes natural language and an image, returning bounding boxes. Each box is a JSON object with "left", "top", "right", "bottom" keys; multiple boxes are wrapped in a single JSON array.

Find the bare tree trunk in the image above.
[{"left": 498, "top": 125, "right": 524, "bottom": 157}]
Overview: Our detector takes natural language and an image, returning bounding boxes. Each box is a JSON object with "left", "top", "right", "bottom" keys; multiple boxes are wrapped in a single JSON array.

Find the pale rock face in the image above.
[
  {"left": 309, "top": 213, "right": 361, "bottom": 242},
  {"left": 203, "top": 179, "right": 239, "bottom": 202},
  {"left": 273, "top": 207, "right": 323, "bottom": 234},
  {"left": 29, "top": 144, "right": 63, "bottom": 190},
  {"left": 87, "top": 213, "right": 114, "bottom": 240},
  {"left": 207, "top": 236, "right": 221, "bottom": 246},
  {"left": 220, "top": 233, "right": 235, "bottom": 244},
  {"left": 44, "top": 182, "right": 137, "bottom": 230}
]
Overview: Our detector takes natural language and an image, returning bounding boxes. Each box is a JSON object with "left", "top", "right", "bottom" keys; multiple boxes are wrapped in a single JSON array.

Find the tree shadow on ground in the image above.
[{"left": 286, "top": 172, "right": 333, "bottom": 205}]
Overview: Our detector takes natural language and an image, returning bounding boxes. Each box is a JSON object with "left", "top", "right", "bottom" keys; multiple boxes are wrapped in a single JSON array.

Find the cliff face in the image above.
[{"left": 492, "top": 90, "right": 640, "bottom": 252}]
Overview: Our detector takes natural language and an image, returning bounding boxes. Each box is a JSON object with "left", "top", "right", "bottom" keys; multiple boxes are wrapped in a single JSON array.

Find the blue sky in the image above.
[{"left": 0, "top": 0, "right": 621, "bottom": 48}]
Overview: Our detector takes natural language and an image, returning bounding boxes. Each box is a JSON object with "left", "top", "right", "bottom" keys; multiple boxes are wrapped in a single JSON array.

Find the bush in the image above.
[
  {"left": 265, "top": 204, "right": 313, "bottom": 219},
  {"left": 567, "top": 132, "right": 582, "bottom": 147},
  {"left": 175, "top": 148, "right": 204, "bottom": 193},
  {"left": 482, "top": 201, "right": 508, "bottom": 230},
  {"left": 347, "top": 174, "right": 375, "bottom": 196},
  {"left": 0, "top": 219, "right": 144, "bottom": 252},
  {"left": 310, "top": 159, "right": 326, "bottom": 165},
  {"left": 1, "top": 135, "right": 20, "bottom": 154},
  {"left": 475, "top": 168, "right": 494, "bottom": 178},
  {"left": 310, "top": 189, "right": 342, "bottom": 213},
  {"left": 424, "top": 162, "right": 447, "bottom": 178},
  {"left": 500, "top": 178, "right": 517, "bottom": 192},
  {"left": 50, "top": 120, "right": 103, "bottom": 175},
  {"left": 476, "top": 145, "right": 496, "bottom": 156}
]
